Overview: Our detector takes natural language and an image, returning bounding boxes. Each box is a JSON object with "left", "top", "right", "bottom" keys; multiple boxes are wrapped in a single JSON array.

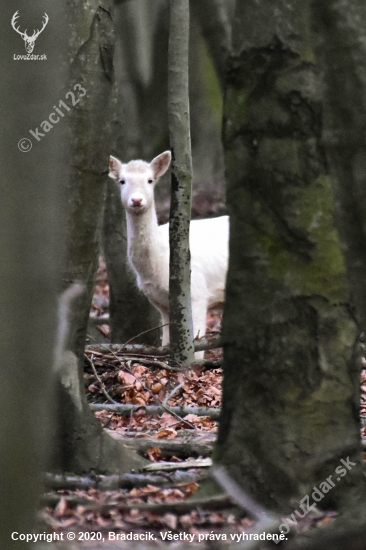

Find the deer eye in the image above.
[
  {"left": 148, "top": 179, "right": 154, "bottom": 184},
  {"left": 119, "top": 179, "right": 125, "bottom": 185}
]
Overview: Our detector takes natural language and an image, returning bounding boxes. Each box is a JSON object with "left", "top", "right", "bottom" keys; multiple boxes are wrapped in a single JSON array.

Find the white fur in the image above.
[{"left": 109, "top": 151, "right": 229, "bottom": 359}]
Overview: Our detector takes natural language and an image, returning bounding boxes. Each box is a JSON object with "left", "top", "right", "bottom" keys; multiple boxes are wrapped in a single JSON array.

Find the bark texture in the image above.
[
  {"left": 0, "top": 2, "right": 66, "bottom": 546},
  {"left": 217, "top": 0, "right": 364, "bottom": 513},
  {"left": 190, "top": 0, "right": 231, "bottom": 90},
  {"left": 54, "top": 0, "right": 144, "bottom": 474},
  {"left": 168, "top": 0, "right": 194, "bottom": 364},
  {"left": 311, "top": 1, "right": 366, "bottom": 333},
  {"left": 103, "top": 81, "right": 160, "bottom": 345}
]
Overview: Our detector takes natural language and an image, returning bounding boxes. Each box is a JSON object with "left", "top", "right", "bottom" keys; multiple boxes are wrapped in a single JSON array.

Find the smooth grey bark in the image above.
[
  {"left": 0, "top": 2, "right": 66, "bottom": 546},
  {"left": 188, "top": 13, "right": 226, "bottom": 191},
  {"left": 190, "top": 0, "right": 231, "bottom": 90},
  {"left": 168, "top": 0, "right": 194, "bottom": 364},
  {"left": 53, "top": 0, "right": 145, "bottom": 474},
  {"left": 216, "top": 0, "right": 364, "bottom": 514}
]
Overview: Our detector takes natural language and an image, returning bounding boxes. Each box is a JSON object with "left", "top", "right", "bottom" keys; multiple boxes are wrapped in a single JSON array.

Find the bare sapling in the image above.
[{"left": 109, "top": 151, "right": 229, "bottom": 359}]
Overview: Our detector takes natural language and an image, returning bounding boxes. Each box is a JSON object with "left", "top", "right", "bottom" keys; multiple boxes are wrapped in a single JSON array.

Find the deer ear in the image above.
[
  {"left": 109, "top": 156, "right": 122, "bottom": 180},
  {"left": 150, "top": 151, "right": 171, "bottom": 179}
]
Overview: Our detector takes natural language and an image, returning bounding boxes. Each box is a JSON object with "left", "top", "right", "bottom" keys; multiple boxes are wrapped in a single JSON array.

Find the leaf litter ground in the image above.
[{"left": 40, "top": 259, "right": 366, "bottom": 546}]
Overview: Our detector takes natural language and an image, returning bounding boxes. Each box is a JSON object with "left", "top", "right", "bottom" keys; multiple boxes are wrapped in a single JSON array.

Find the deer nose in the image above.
[{"left": 131, "top": 198, "right": 143, "bottom": 207}]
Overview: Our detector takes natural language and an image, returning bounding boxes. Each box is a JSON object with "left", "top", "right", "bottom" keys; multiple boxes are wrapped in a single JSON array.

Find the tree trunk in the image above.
[
  {"left": 216, "top": 0, "right": 365, "bottom": 516},
  {"left": 102, "top": 79, "right": 161, "bottom": 345},
  {"left": 53, "top": 0, "right": 145, "bottom": 474},
  {"left": 0, "top": 2, "right": 66, "bottom": 546},
  {"left": 311, "top": 1, "right": 366, "bottom": 333},
  {"left": 168, "top": 0, "right": 194, "bottom": 364},
  {"left": 190, "top": 0, "right": 231, "bottom": 91}
]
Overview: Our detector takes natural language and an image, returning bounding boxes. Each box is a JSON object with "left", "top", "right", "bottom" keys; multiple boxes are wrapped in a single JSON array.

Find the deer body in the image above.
[{"left": 109, "top": 152, "right": 229, "bottom": 358}]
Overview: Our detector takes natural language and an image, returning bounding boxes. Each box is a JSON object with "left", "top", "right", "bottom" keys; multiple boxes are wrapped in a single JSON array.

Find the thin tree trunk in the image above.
[
  {"left": 216, "top": 0, "right": 365, "bottom": 515},
  {"left": 168, "top": 0, "right": 194, "bottom": 364}
]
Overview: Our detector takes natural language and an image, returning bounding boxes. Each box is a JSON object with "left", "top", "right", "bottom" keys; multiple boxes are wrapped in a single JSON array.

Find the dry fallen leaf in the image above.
[{"left": 156, "top": 427, "right": 177, "bottom": 439}]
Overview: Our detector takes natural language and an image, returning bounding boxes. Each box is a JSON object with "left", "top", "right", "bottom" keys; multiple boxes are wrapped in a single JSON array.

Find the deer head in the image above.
[{"left": 11, "top": 11, "right": 49, "bottom": 54}]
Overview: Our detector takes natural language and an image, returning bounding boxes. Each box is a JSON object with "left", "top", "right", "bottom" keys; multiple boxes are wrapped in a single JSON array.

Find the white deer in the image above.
[
  {"left": 11, "top": 11, "right": 49, "bottom": 54},
  {"left": 109, "top": 151, "right": 229, "bottom": 360}
]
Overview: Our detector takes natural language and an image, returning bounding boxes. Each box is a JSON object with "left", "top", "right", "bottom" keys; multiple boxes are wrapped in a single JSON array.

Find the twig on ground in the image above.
[
  {"left": 84, "top": 353, "right": 117, "bottom": 405},
  {"left": 121, "top": 323, "right": 169, "bottom": 348},
  {"left": 86, "top": 334, "right": 196, "bottom": 429},
  {"left": 163, "top": 382, "right": 185, "bottom": 405}
]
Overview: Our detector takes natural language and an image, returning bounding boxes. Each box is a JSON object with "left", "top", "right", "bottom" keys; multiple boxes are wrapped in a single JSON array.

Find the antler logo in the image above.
[{"left": 11, "top": 11, "right": 49, "bottom": 54}]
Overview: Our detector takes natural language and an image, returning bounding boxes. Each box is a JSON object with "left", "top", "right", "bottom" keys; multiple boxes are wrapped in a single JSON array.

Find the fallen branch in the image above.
[
  {"left": 86, "top": 336, "right": 196, "bottom": 429},
  {"left": 122, "top": 356, "right": 181, "bottom": 372},
  {"left": 89, "top": 316, "right": 110, "bottom": 325},
  {"left": 104, "top": 493, "right": 231, "bottom": 514},
  {"left": 212, "top": 466, "right": 277, "bottom": 524},
  {"left": 108, "top": 431, "right": 216, "bottom": 457},
  {"left": 90, "top": 402, "right": 221, "bottom": 420},
  {"left": 142, "top": 458, "right": 212, "bottom": 471},
  {"left": 212, "top": 466, "right": 282, "bottom": 550},
  {"left": 191, "top": 356, "right": 223, "bottom": 370},
  {"left": 85, "top": 332, "right": 222, "bottom": 357},
  {"left": 43, "top": 469, "right": 207, "bottom": 491}
]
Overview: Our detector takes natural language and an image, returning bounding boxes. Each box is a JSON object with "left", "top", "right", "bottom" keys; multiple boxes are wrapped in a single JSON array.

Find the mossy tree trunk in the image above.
[
  {"left": 312, "top": 1, "right": 366, "bottom": 333},
  {"left": 53, "top": 0, "right": 145, "bottom": 474},
  {"left": 216, "top": 0, "right": 365, "bottom": 515}
]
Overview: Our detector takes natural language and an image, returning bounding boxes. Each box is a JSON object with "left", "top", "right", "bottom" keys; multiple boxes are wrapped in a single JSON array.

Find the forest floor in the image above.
[
  {"left": 40, "top": 241, "right": 366, "bottom": 546},
  {"left": 41, "top": 260, "right": 249, "bottom": 544}
]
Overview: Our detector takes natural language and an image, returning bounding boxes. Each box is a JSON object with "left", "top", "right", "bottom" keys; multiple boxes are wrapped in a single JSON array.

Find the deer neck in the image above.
[{"left": 126, "top": 205, "right": 161, "bottom": 279}]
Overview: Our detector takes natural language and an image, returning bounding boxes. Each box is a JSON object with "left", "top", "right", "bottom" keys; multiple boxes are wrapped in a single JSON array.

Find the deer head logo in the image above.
[{"left": 11, "top": 11, "right": 49, "bottom": 54}]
